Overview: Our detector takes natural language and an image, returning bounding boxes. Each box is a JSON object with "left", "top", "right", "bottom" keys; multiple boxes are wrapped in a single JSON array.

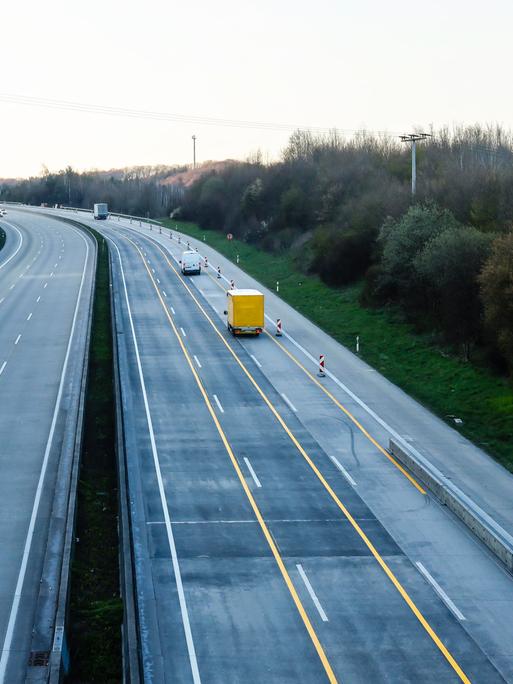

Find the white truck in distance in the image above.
[
  {"left": 93, "top": 203, "right": 108, "bottom": 220},
  {"left": 180, "top": 250, "right": 201, "bottom": 275}
]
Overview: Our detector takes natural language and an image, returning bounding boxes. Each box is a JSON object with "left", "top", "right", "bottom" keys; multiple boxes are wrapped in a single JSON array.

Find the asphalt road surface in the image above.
[
  {"left": 86, "top": 214, "right": 512, "bottom": 684},
  {"left": 0, "top": 209, "right": 95, "bottom": 682}
]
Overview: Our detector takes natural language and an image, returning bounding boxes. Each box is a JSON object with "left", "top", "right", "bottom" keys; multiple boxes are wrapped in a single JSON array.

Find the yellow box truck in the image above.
[{"left": 225, "top": 289, "right": 264, "bottom": 335}]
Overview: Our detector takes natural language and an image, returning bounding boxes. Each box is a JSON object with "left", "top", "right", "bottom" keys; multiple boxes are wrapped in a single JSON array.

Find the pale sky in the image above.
[{"left": 1, "top": 0, "right": 511, "bottom": 177}]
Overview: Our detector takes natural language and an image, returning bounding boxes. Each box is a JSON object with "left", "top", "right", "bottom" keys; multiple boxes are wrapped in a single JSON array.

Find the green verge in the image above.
[
  {"left": 163, "top": 219, "right": 513, "bottom": 471},
  {"left": 67, "top": 230, "right": 122, "bottom": 682}
]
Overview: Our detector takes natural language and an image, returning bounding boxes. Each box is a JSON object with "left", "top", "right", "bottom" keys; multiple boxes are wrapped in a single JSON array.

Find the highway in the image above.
[
  {"left": 87, "top": 214, "right": 513, "bottom": 683},
  {"left": 0, "top": 209, "right": 95, "bottom": 681}
]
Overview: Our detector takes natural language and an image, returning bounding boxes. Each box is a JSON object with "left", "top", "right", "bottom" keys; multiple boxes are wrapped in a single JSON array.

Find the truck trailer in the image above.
[
  {"left": 225, "top": 289, "right": 264, "bottom": 335},
  {"left": 93, "top": 203, "right": 108, "bottom": 220}
]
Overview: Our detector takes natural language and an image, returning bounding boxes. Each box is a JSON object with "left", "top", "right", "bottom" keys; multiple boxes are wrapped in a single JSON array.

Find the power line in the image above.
[{"left": 0, "top": 93, "right": 401, "bottom": 136}]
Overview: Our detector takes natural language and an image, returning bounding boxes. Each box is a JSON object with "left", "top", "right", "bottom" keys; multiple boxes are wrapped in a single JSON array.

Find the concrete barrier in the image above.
[{"left": 389, "top": 439, "right": 513, "bottom": 573}]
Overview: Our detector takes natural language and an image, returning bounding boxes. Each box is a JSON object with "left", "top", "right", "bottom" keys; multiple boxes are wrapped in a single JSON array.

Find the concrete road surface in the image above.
[
  {"left": 84, "top": 213, "right": 512, "bottom": 684},
  {"left": 0, "top": 210, "right": 95, "bottom": 682}
]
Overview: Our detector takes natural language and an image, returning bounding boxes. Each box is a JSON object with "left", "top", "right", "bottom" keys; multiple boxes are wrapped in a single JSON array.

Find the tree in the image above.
[
  {"left": 479, "top": 234, "right": 513, "bottom": 374},
  {"left": 415, "top": 227, "right": 492, "bottom": 356},
  {"left": 377, "top": 203, "right": 461, "bottom": 307}
]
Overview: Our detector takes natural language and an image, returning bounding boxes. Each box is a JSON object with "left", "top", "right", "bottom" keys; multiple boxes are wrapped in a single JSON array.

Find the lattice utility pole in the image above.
[{"left": 400, "top": 133, "right": 432, "bottom": 196}]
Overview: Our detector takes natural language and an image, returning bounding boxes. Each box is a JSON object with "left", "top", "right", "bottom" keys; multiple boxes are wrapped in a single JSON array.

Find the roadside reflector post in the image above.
[
  {"left": 159, "top": 226, "right": 162, "bottom": 234},
  {"left": 117, "top": 216, "right": 120, "bottom": 222},
  {"left": 203, "top": 234, "right": 206, "bottom": 242},
  {"left": 187, "top": 241, "right": 190, "bottom": 249},
  {"left": 356, "top": 335, "right": 360, "bottom": 353},
  {"left": 230, "top": 279, "right": 235, "bottom": 289},
  {"left": 217, "top": 266, "right": 221, "bottom": 279},
  {"left": 204, "top": 255, "right": 208, "bottom": 268},
  {"left": 236, "top": 254, "right": 240, "bottom": 264},
  {"left": 178, "top": 236, "right": 181, "bottom": 244},
  {"left": 130, "top": 218, "right": 132, "bottom": 224},
  {"left": 276, "top": 280, "right": 279, "bottom": 293},
  {"left": 318, "top": 354, "right": 326, "bottom": 377},
  {"left": 276, "top": 318, "right": 282, "bottom": 336}
]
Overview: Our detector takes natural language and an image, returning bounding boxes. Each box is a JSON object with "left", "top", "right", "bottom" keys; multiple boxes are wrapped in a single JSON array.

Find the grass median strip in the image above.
[
  {"left": 163, "top": 219, "right": 513, "bottom": 471},
  {"left": 68, "top": 230, "right": 122, "bottom": 682}
]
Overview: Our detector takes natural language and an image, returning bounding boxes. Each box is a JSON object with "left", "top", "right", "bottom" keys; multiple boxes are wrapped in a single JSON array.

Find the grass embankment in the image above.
[
  {"left": 163, "top": 219, "right": 513, "bottom": 471},
  {"left": 67, "top": 232, "right": 122, "bottom": 682}
]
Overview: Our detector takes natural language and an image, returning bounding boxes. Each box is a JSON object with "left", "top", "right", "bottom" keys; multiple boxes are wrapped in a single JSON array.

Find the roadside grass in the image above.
[
  {"left": 67, "top": 231, "right": 122, "bottom": 682},
  {"left": 163, "top": 219, "right": 513, "bottom": 471}
]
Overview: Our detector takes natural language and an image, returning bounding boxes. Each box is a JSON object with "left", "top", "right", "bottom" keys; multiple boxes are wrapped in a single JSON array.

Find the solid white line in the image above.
[
  {"left": 193, "top": 355, "right": 202, "bottom": 368},
  {"left": 180, "top": 327, "right": 187, "bottom": 337},
  {"left": 329, "top": 455, "right": 357, "bottom": 487},
  {"left": 0, "top": 225, "right": 91, "bottom": 679},
  {"left": 0, "top": 361, "right": 6, "bottom": 375},
  {"left": 243, "top": 457, "right": 262, "bottom": 488},
  {"left": 0, "top": 222, "right": 23, "bottom": 271},
  {"left": 14, "top": 334, "right": 21, "bottom": 345},
  {"left": 250, "top": 354, "right": 262, "bottom": 368},
  {"left": 170, "top": 306, "right": 176, "bottom": 315},
  {"left": 263, "top": 311, "right": 427, "bottom": 463},
  {"left": 36, "top": 296, "right": 41, "bottom": 303},
  {"left": 415, "top": 562, "right": 465, "bottom": 621},
  {"left": 107, "top": 238, "right": 201, "bottom": 684},
  {"left": 213, "top": 394, "right": 224, "bottom": 413},
  {"left": 296, "top": 564, "right": 328, "bottom": 622},
  {"left": 281, "top": 392, "right": 297, "bottom": 412},
  {"left": 27, "top": 313, "right": 32, "bottom": 321}
]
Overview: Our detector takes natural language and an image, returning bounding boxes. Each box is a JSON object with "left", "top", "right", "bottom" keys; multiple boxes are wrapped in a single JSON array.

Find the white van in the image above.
[{"left": 180, "top": 250, "right": 201, "bottom": 275}]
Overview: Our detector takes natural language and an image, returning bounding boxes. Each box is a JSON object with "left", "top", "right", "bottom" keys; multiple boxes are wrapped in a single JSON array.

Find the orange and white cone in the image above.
[
  {"left": 276, "top": 318, "right": 283, "bottom": 336},
  {"left": 318, "top": 354, "right": 326, "bottom": 377}
]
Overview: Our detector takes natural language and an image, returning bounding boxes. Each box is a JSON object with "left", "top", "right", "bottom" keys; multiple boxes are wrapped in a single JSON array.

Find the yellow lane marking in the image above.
[
  {"left": 205, "top": 270, "right": 425, "bottom": 495},
  {"left": 264, "top": 331, "right": 426, "bottom": 494},
  {"left": 119, "top": 233, "right": 338, "bottom": 684},
  {"left": 146, "top": 237, "right": 471, "bottom": 684}
]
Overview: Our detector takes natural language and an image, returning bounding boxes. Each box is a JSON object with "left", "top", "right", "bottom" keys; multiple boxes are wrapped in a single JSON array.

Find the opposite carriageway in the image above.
[{"left": 0, "top": 210, "right": 96, "bottom": 682}]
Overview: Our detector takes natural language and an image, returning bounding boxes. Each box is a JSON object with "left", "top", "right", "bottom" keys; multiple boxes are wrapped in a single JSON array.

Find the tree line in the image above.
[
  {"left": 0, "top": 164, "right": 185, "bottom": 218},
  {"left": 176, "top": 126, "right": 513, "bottom": 376},
  {"left": 2, "top": 127, "right": 512, "bottom": 376}
]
